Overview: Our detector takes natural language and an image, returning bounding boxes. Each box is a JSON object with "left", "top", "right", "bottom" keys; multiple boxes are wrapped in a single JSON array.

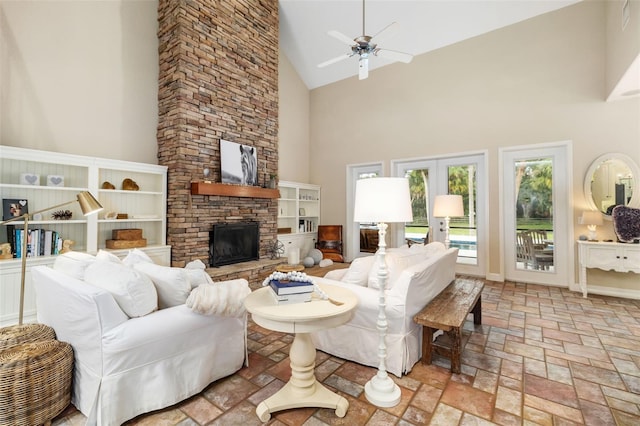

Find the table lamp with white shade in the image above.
[
  {"left": 0, "top": 191, "right": 102, "bottom": 324},
  {"left": 433, "top": 194, "right": 464, "bottom": 249},
  {"left": 580, "top": 210, "right": 603, "bottom": 241},
  {"left": 353, "top": 177, "right": 413, "bottom": 407}
]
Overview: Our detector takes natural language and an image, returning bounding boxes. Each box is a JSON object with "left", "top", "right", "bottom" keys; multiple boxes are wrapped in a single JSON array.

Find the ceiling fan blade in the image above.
[
  {"left": 359, "top": 57, "right": 369, "bottom": 80},
  {"left": 317, "top": 53, "right": 352, "bottom": 68},
  {"left": 375, "top": 48, "right": 413, "bottom": 64},
  {"left": 328, "top": 30, "right": 356, "bottom": 46},
  {"left": 370, "top": 21, "right": 399, "bottom": 45}
]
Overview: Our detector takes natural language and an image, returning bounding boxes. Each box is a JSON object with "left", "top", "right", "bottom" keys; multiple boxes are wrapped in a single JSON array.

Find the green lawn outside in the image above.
[{"left": 406, "top": 217, "right": 555, "bottom": 240}]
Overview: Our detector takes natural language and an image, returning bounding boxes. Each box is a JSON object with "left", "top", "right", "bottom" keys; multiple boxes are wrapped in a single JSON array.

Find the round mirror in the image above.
[{"left": 584, "top": 153, "right": 640, "bottom": 217}]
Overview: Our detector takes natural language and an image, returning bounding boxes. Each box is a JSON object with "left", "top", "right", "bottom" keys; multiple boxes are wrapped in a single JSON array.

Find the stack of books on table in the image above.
[{"left": 269, "top": 279, "right": 314, "bottom": 305}]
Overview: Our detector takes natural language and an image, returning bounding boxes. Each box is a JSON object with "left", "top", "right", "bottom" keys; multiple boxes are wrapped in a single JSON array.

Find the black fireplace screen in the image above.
[{"left": 209, "top": 222, "right": 259, "bottom": 267}]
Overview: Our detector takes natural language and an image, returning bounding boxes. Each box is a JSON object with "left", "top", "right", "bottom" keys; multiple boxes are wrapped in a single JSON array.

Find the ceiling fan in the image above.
[{"left": 317, "top": 0, "right": 413, "bottom": 80}]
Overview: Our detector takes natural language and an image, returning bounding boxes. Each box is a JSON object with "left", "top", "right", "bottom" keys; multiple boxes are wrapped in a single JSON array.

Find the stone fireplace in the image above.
[{"left": 156, "top": 0, "right": 280, "bottom": 281}]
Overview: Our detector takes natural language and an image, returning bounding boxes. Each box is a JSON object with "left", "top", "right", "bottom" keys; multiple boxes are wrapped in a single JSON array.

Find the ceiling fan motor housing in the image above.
[{"left": 352, "top": 36, "right": 376, "bottom": 58}]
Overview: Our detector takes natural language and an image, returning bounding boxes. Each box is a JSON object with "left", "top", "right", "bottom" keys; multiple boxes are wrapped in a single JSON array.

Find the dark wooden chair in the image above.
[
  {"left": 359, "top": 228, "right": 379, "bottom": 253},
  {"left": 316, "top": 225, "right": 344, "bottom": 262}
]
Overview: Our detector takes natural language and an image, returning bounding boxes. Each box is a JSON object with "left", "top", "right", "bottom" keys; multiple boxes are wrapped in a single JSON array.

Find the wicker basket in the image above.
[
  {"left": 0, "top": 340, "right": 73, "bottom": 426},
  {"left": 0, "top": 324, "right": 56, "bottom": 351}
]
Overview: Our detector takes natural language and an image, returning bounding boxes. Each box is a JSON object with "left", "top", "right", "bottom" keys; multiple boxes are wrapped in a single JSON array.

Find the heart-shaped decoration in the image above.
[
  {"left": 51, "top": 177, "right": 62, "bottom": 185},
  {"left": 25, "top": 175, "right": 38, "bottom": 184},
  {"left": 19, "top": 200, "right": 27, "bottom": 207}
]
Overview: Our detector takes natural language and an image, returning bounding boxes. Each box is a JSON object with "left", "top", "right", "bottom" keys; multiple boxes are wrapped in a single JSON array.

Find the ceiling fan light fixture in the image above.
[{"left": 359, "top": 57, "right": 369, "bottom": 80}]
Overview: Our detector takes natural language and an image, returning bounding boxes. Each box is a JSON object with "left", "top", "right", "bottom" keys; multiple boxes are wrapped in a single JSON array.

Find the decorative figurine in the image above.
[
  {"left": 0, "top": 243, "right": 12, "bottom": 259},
  {"left": 60, "top": 240, "right": 74, "bottom": 254},
  {"left": 122, "top": 178, "right": 139, "bottom": 191}
]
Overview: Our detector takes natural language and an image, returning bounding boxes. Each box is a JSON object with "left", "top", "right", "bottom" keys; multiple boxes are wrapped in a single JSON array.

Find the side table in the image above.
[{"left": 244, "top": 283, "right": 357, "bottom": 421}]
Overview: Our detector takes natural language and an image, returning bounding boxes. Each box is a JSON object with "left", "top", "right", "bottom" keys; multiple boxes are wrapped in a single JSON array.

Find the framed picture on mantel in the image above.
[{"left": 220, "top": 139, "right": 258, "bottom": 187}]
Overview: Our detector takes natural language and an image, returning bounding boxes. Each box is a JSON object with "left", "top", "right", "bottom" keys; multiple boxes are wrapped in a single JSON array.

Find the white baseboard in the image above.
[
  {"left": 579, "top": 285, "right": 640, "bottom": 300},
  {"left": 486, "top": 273, "right": 504, "bottom": 282}
]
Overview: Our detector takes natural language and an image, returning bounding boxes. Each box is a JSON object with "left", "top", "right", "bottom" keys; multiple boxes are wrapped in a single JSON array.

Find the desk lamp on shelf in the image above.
[
  {"left": 0, "top": 191, "right": 102, "bottom": 324},
  {"left": 353, "top": 177, "right": 413, "bottom": 407}
]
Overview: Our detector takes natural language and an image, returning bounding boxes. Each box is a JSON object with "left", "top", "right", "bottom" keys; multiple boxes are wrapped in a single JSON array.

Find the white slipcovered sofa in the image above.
[
  {"left": 311, "top": 242, "right": 458, "bottom": 377},
  {"left": 31, "top": 250, "right": 249, "bottom": 426}
]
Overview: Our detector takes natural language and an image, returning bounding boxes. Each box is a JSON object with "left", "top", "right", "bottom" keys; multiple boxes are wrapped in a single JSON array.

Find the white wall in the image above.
[
  {"left": 0, "top": 0, "right": 159, "bottom": 163},
  {"left": 278, "top": 54, "right": 310, "bottom": 183},
  {"left": 309, "top": 1, "right": 640, "bottom": 280},
  {"left": 606, "top": 0, "right": 640, "bottom": 96},
  {"left": 1, "top": 0, "right": 311, "bottom": 178}
]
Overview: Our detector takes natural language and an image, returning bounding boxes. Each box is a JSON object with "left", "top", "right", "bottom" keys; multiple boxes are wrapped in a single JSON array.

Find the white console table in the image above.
[{"left": 577, "top": 240, "right": 640, "bottom": 298}]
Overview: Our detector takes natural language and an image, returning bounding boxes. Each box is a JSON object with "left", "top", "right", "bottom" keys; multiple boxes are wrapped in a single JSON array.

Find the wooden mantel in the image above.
[{"left": 191, "top": 182, "right": 280, "bottom": 199}]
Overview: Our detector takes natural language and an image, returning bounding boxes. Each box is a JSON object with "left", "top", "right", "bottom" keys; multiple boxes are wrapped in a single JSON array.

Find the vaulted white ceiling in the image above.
[{"left": 279, "top": 0, "right": 582, "bottom": 90}]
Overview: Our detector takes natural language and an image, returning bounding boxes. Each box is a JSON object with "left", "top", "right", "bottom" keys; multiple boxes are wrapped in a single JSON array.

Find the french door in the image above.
[
  {"left": 392, "top": 153, "right": 487, "bottom": 277},
  {"left": 346, "top": 162, "right": 383, "bottom": 260},
  {"left": 501, "top": 143, "right": 573, "bottom": 286}
]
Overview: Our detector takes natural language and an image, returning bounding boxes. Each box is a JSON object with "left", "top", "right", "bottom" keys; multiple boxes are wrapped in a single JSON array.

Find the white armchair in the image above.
[{"left": 31, "top": 264, "right": 247, "bottom": 426}]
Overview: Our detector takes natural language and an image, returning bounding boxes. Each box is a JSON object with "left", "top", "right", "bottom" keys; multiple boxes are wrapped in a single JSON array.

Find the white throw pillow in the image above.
[
  {"left": 422, "top": 242, "right": 446, "bottom": 256},
  {"left": 134, "top": 263, "right": 192, "bottom": 309},
  {"left": 342, "top": 256, "right": 375, "bottom": 286},
  {"left": 84, "top": 261, "right": 157, "bottom": 317},
  {"left": 184, "top": 259, "right": 214, "bottom": 288},
  {"left": 53, "top": 251, "right": 96, "bottom": 279},
  {"left": 186, "top": 279, "right": 251, "bottom": 317},
  {"left": 367, "top": 249, "right": 427, "bottom": 290},
  {"left": 185, "top": 269, "right": 214, "bottom": 289},
  {"left": 122, "top": 248, "right": 154, "bottom": 266},
  {"left": 185, "top": 259, "right": 208, "bottom": 270},
  {"left": 96, "top": 249, "right": 123, "bottom": 263}
]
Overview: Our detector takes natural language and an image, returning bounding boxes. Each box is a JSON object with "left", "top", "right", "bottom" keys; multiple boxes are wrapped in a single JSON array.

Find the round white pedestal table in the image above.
[{"left": 244, "top": 283, "right": 357, "bottom": 422}]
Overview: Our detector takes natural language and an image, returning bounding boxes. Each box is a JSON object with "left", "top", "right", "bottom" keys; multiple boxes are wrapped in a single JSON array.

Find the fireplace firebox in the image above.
[{"left": 209, "top": 222, "right": 259, "bottom": 267}]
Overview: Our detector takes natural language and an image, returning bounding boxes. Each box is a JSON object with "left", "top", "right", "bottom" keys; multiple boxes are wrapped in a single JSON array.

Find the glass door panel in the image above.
[
  {"left": 404, "top": 169, "right": 430, "bottom": 245},
  {"left": 446, "top": 164, "right": 478, "bottom": 266},
  {"left": 514, "top": 158, "right": 554, "bottom": 272},
  {"left": 357, "top": 171, "right": 380, "bottom": 254},
  {"left": 346, "top": 162, "right": 383, "bottom": 260}
]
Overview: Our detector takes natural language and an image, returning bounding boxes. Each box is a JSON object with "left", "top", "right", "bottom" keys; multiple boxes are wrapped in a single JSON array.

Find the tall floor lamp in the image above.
[
  {"left": 353, "top": 177, "right": 413, "bottom": 407},
  {"left": 0, "top": 191, "right": 102, "bottom": 325},
  {"left": 433, "top": 194, "right": 464, "bottom": 249}
]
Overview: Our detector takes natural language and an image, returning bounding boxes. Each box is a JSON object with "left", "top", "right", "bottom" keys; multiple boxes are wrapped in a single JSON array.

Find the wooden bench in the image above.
[{"left": 413, "top": 278, "right": 484, "bottom": 373}]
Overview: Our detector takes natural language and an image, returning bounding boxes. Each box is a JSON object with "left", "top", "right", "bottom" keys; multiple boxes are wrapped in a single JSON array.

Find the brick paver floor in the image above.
[{"left": 53, "top": 277, "right": 640, "bottom": 425}]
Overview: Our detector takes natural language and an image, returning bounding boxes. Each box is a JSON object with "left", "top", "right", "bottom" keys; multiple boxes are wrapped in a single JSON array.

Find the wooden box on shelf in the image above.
[
  {"left": 106, "top": 239, "right": 147, "bottom": 249},
  {"left": 106, "top": 228, "right": 147, "bottom": 249},
  {"left": 112, "top": 228, "right": 143, "bottom": 240}
]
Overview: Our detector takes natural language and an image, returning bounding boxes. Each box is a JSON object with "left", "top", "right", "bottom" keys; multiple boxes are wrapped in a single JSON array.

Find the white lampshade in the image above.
[
  {"left": 580, "top": 210, "right": 603, "bottom": 226},
  {"left": 353, "top": 178, "right": 413, "bottom": 223},
  {"left": 433, "top": 194, "right": 464, "bottom": 218}
]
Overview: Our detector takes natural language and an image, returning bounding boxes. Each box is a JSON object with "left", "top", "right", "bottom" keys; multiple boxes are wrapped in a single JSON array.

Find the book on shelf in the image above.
[
  {"left": 3, "top": 226, "right": 61, "bottom": 259},
  {"left": 298, "top": 219, "right": 315, "bottom": 233},
  {"left": 44, "top": 230, "right": 53, "bottom": 256},
  {"left": 269, "top": 288, "right": 312, "bottom": 304},
  {"left": 269, "top": 279, "right": 314, "bottom": 296}
]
